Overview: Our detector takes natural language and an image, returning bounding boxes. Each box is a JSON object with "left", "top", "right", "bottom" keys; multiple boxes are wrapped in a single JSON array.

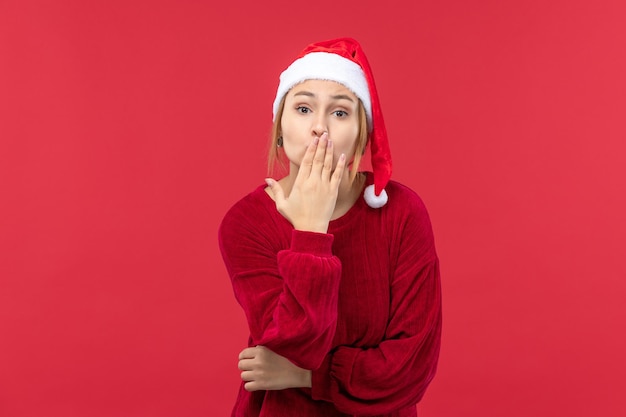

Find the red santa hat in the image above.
[{"left": 272, "top": 37, "right": 392, "bottom": 208}]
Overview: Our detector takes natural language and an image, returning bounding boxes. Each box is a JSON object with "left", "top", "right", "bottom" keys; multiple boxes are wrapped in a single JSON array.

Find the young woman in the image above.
[{"left": 219, "top": 38, "right": 442, "bottom": 417}]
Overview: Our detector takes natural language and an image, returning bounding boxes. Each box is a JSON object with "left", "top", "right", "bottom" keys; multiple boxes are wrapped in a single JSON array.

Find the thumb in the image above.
[{"left": 265, "top": 178, "right": 285, "bottom": 204}]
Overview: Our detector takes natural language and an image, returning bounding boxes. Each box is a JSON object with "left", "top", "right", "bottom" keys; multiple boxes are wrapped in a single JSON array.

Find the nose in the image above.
[{"left": 311, "top": 114, "right": 328, "bottom": 138}]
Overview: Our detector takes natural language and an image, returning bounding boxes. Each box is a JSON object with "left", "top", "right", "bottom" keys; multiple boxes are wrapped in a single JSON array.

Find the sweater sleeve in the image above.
[
  {"left": 218, "top": 199, "right": 342, "bottom": 370},
  {"left": 310, "top": 198, "right": 442, "bottom": 415}
]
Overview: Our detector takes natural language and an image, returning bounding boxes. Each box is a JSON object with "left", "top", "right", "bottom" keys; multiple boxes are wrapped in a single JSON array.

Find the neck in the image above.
[{"left": 336, "top": 170, "right": 364, "bottom": 202}]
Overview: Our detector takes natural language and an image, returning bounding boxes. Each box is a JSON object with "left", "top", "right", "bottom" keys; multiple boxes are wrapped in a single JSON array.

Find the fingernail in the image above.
[
  {"left": 328, "top": 140, "right": 333, "bottom": 148},
  {"left": 341, "top": 153, "right": 346, "bottom": 161},
  {"left": 313, "top": 137, "right": 319, "bottom": 145},
  {"left": 265, "top": 178, "right": 273, "bottom": 186}
]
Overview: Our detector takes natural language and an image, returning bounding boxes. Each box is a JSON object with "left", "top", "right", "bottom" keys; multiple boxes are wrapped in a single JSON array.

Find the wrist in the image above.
[
  {"left": 301, "top": 369, "right": 312, "bottom": 388},
  {"left": 293, "top": 221, "right": 329, "bottom": 234}
]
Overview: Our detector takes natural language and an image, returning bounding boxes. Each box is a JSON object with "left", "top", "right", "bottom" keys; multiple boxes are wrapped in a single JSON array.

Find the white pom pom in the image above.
[{"left": 363, "top": 184, "right": 388, "bottom": 208}]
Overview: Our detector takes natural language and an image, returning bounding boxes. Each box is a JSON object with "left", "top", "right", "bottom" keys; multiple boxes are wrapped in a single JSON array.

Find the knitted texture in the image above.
[{"left": 218, "top": 173, "right": 442, "bottom": 417}]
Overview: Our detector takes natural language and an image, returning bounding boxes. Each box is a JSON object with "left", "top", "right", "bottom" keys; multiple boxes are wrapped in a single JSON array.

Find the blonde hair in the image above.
[{"left": 268, "top": 96, "right": 369, "bottom": 184}]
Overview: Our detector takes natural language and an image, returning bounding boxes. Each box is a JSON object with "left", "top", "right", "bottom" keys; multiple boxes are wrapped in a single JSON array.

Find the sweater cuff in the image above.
[
  {"left": 310, "top": 352, "right": 334, "bottom": 402},
  {"left": 290, "top": 230, "right": 334, "bottom": 257}
]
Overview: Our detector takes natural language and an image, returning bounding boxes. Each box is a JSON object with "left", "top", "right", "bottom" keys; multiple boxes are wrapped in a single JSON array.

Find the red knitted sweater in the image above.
[{"left": 218, "top": 173, "right": 442, "bottom": 417}]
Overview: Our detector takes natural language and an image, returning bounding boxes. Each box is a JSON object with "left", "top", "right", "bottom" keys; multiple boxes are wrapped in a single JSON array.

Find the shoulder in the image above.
[
  {"left": 219, "top": 183, "right": 292, "bottom": 251},
  {"left": 358, "top": 172, "right": 432, "bottom": 230},
  {"left": 383, "top": 178, "right": 436, "bottom": 246},
  {"left": 382, "top": 179, "right": 438, "bottom": 264},
  {"left": 384, "top": 179, "right": 431, "bottom": 221},
  {"left": 221, "top": 184, "right": 267, "bottom": 218},
  {"left": 219, "top": 185, "right": 273, "bottom": 238},
  {"left": 361, "top": 171, "right": 428, "bottom": 213}
]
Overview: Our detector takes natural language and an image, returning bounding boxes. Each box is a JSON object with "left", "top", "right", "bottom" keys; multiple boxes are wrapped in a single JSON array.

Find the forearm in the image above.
[
  {"left": 310, "top": 332, "right": 440, "bottom": 414},
  {"left": 310, "top": 258, "right": 442, "bottom": 415},
  {"left": 232, "top": 230, "right": 342, "bottom": 369}
]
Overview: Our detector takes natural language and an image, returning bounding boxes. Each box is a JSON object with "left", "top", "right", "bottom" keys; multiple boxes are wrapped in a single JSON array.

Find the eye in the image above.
[
  {"left": 296, "top": 106, "right": 311, "bottom": 114},
  {"left": 333, "top": 110, "right": 348, "bottom": 118}
]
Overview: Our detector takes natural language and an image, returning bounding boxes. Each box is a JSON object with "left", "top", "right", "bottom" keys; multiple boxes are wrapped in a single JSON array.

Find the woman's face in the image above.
[{"left": 280, "top": 79, "right": 360, "bottom": 172}]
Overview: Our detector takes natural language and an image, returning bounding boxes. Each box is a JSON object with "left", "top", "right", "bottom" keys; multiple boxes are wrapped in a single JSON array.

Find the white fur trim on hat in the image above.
[
  {"left": 363, "top": 184, "right": 388, "bottom": 208},
  {"left": 272, "top": 52, "right": 372, "bottom": 128}
]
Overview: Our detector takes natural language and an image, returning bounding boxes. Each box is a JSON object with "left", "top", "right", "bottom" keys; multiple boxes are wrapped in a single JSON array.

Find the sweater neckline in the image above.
[{"left": 257, "top": 172, "right": 372, "bottom": 231}]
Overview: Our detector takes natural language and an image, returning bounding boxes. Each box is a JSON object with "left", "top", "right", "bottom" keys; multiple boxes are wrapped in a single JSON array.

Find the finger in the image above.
[
  {"left": 321, "top": 138, "right": 333, "bottom": 182},
  {"left": 265, "top": 178, "right": 285, "bottom": 205},
  {"left": 310, "top": 132, "right": 328, "bottom": 176},
  {"left": 244, "top": 381, "right": 260, "bottom": 392},
  {"left": 297, "top": 136, "right": 319, "bottom": 179},
  {"left": 238, "top": 358, "right": 253, "bottom": 371},
  {"left": 240, "top": 370, "right": 255, "bottom": 382},
  {"left": 330, "top": 153, "right": 347, "bottom": 189},
  {"left": 238, "top": 347, "right": 258, "bottom": 360}
]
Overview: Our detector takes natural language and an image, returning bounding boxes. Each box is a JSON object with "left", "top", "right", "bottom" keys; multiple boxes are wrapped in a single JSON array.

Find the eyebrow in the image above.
[{"left": 293, "top": 91, "right": 355, "bottom": 102}]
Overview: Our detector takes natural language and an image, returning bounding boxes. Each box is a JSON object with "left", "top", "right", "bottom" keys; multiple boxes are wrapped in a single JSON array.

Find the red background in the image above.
[{"left": 1, "top": 1, "right": 625, "bottom": 416}]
